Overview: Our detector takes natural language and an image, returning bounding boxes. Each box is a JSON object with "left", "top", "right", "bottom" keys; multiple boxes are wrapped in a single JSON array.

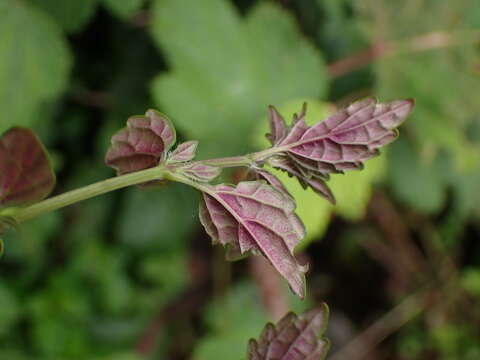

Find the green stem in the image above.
[
  {"left": 4, "top": 147, "right": 284, "bottom": 225},
  {"left": 9, "top": 166, "right": 167, "bottom": 224}
]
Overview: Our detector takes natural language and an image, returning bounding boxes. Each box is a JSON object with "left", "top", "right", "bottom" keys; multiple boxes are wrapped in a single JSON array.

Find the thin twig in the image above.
[
  {"left": 328, "top": 29, "right": 480, "bottom": 78},
  {"left": 329, "top": 286, "right": 430, "bottom": 360}
]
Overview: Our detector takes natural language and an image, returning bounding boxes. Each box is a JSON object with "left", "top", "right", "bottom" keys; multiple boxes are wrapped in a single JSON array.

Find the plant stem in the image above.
[
  {"left": 3, "top": 147, "right": 284, "bottom": 225},
  {"left": 8, "top": 166, "right": 168, "bottom": 224}
]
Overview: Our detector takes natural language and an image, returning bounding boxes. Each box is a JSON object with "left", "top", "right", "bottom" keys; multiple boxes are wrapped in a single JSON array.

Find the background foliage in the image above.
[{"left": 1, "top": 0, "right": 479, "bottom": 359}]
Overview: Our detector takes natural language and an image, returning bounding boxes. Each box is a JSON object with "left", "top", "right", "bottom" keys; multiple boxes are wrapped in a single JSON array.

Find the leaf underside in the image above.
[
  {"left": 265, "top": 97, "right": 414, "bottom": 204},
  {"left": 105, "top": 109, "right": 176, "bottom": 176},
  {"left": 198, "top": 181, "right": 307, "bottom": 298},
  {"left": 0, "top": 127, "right": 55, "bottom": 208},
  {"left": 248, "top": 305, "right": 330, "bottom": 360}
]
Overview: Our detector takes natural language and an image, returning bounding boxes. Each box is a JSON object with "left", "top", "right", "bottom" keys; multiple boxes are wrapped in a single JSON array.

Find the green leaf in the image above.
[
  {"left": 0, "top": 0, "right": 72, "bottom": 132},
  {"left": 31, "top": 0, "right": 98, "bottom": 33},
  {"left": 117, "top": 183, "right": 198, "bottom": 249},
  {"left": 102, "top": 0, "right": 144, "bottom": 19},
  {"left": 151, "top": 0, "right": 327, "bottom": 158},
  {"left": 0, "top": 283, "right": 21, "bottom": 337},
  {"left": 388, "top": 138, "right": 446, "bottom": 214},
  {"left": 28, "top": 272, "right": 91, "bottom": 358},
  {"left": 461, "top": 267, "right": 480, "bottom": 298},
  {"left": 193, "top": 282, "right": 268, "bottom": 360}
]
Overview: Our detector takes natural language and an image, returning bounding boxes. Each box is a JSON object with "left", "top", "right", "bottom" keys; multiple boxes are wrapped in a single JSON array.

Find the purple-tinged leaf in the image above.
[
  {"left": 182, "top": 163, "right": 221, "bottom": 182},
  {"left": 250, "top": 168, "right": 292, "bottom": 199},
  {"left": 0, "top": 127, "right": 56, "bottom": 208},
  {"left": 105, "top": 109, "right": 176, "bottom": 175},
  {"left": 198, "top": 181, "right": 307, "bottom": 298},
  {"left": 266, "top": 105, "right": 288, "bottom": 145},
  {"left": 279, "top": 98, "right": 413, "bottom": 170},
  {"left": 248, "top": 305, "right": 330, "bottom": 360},
  {"left": 168, "top": 140, "right": 198, "bottom": 163},
  {"left": 265, "top": 99, "right": 414, "bottom": 202},
  {"left": 269, "top": 157, "right": 335, "bottom": 205}
]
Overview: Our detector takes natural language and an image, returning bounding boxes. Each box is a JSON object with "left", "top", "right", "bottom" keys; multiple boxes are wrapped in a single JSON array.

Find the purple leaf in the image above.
[
  {"left": 198, "top": 181, "right": 307, "bottom": 298},
  {"left": 248, "top": 305, "right": 330, "bottom": 360},
  {"left": 105, "top": 109, "right": 176, "bottom": 175},
  {"left": 182, "top": 163, "right": 221, "bottom": 182},
  {"left": 279, "top": 98, "right": 413, "bottom": 168},
  {"left": 266, "top": 105, "right": 288, "bottom": 145},
  {"left": 249, "top": 168, "right": 292, "bottom": 199},
  {"left": 266, "top": 99, "right": 414, "bottom": 202},
  {"left": 269, "top": 156, "right": 335, "bottom": 204},
  {"left": 168, "top": 140, "right": 198, "bottom": 163},
  {"left": 0, "top": 127, "right": 56, "bottom": 208}
]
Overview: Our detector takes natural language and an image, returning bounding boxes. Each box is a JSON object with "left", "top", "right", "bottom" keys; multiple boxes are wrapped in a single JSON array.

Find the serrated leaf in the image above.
[
  {"left": 168, "top": 140, "right": 198, "bottom": 163},
  {"left": 252, "top": 99, "right": 390, "bottom": 247},
  {"left": 0, "top": 127, "right": 56, "bottom": 208},
  {"left": 151, "top": 0, "right": 327, "bottom": 158},
  {"left": 33, "top": 0, "right": 98, "bottom": 33},
  {"left": 266, "top": 98, "right": 413, "bottom": 203},
  {"left": 250, "top": 169, "right": 292, "bottom": 199},
  {"left": 105, "top": 109, "right": 176, "bottom": 175},
  {"left": 0, "top": 0, "right": 72, "bottom": 132},
  {"left": 266, "top": 106, "right": 288, "bottom": 146},
  {"left": 277, "top": 97, "right": 413, "bottom": 168},
  {"left": 182, "top": 163, "right": 221, "bottom": 182},
  {"left": 248, "top": 305, "right": 330, "bottom": 360},
  {"left": 199, "top": 181, "right": 307, "bottom": 298}
]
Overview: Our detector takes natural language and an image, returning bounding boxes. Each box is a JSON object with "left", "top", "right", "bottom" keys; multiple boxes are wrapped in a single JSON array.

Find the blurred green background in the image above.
[{"left": 1, "top": 0, "right": 480, "bottom": 359}]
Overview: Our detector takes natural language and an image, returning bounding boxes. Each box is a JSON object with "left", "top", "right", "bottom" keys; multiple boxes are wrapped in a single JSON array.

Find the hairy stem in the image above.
[
  {"left": 2, "top": 147, "right": 284, "bottom": 225},
  {"left": 6, "top": 166, "right": 168, "bottom": 224}
]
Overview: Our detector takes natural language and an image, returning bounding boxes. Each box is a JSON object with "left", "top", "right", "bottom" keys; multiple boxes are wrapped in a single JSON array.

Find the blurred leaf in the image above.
[
  {"left": 0, "top": 127, "right": 55, "bottom": 208},
  {"left": 0, "top": 283, "right": 21, "bottom": 337},
  {"left": 248, "top": 305, "right": 330, "bottom": 360},
  {"left": 102, "top": 0, "right": 144, "bottom": 19},
  {"left": 329, "top": 154, "right": 385, "bottom": 220},
  {"left": 199, "top": 181, "right": 307, "bottom": 298},
  {"left": 461, "top": 267, "right": 480, "bottom": 298},
  {"left": 117, "top": 183, "right": 198, "bottom": 250},
  {"left": 0, "top": 0, "right": 71, "bottom": 131},
  {"left": 388, "top": 138, "right": 446, "bottom": 214},
  {"left": 430, "top": 323, "right": 480, "bottom": 359},
  {"left": 317, "top": 0, "right": 367, "bottom": 59},
  {"left": 193, "top": 282, "right": 268, "bottom": 360},
  {"left": 2, "top": 212, "right": 61, "bottom": 287},
  {"left": 73, "top": 240, "right": 134, "bottom": 314},
  {"left": 28, "top": 272, "right": 91, "bottom": 358},
  {"left": 151, "top": 0, "right": 327, "bottom": 158},
  {"left": 139, "top": 251, "right": 187, "bottom": 299},
  {"left": 32, "top": 0, "right": 98, "bottom": 33},
  {"left": 93, "top": 353, "right": 143, "bottom": 360}
]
